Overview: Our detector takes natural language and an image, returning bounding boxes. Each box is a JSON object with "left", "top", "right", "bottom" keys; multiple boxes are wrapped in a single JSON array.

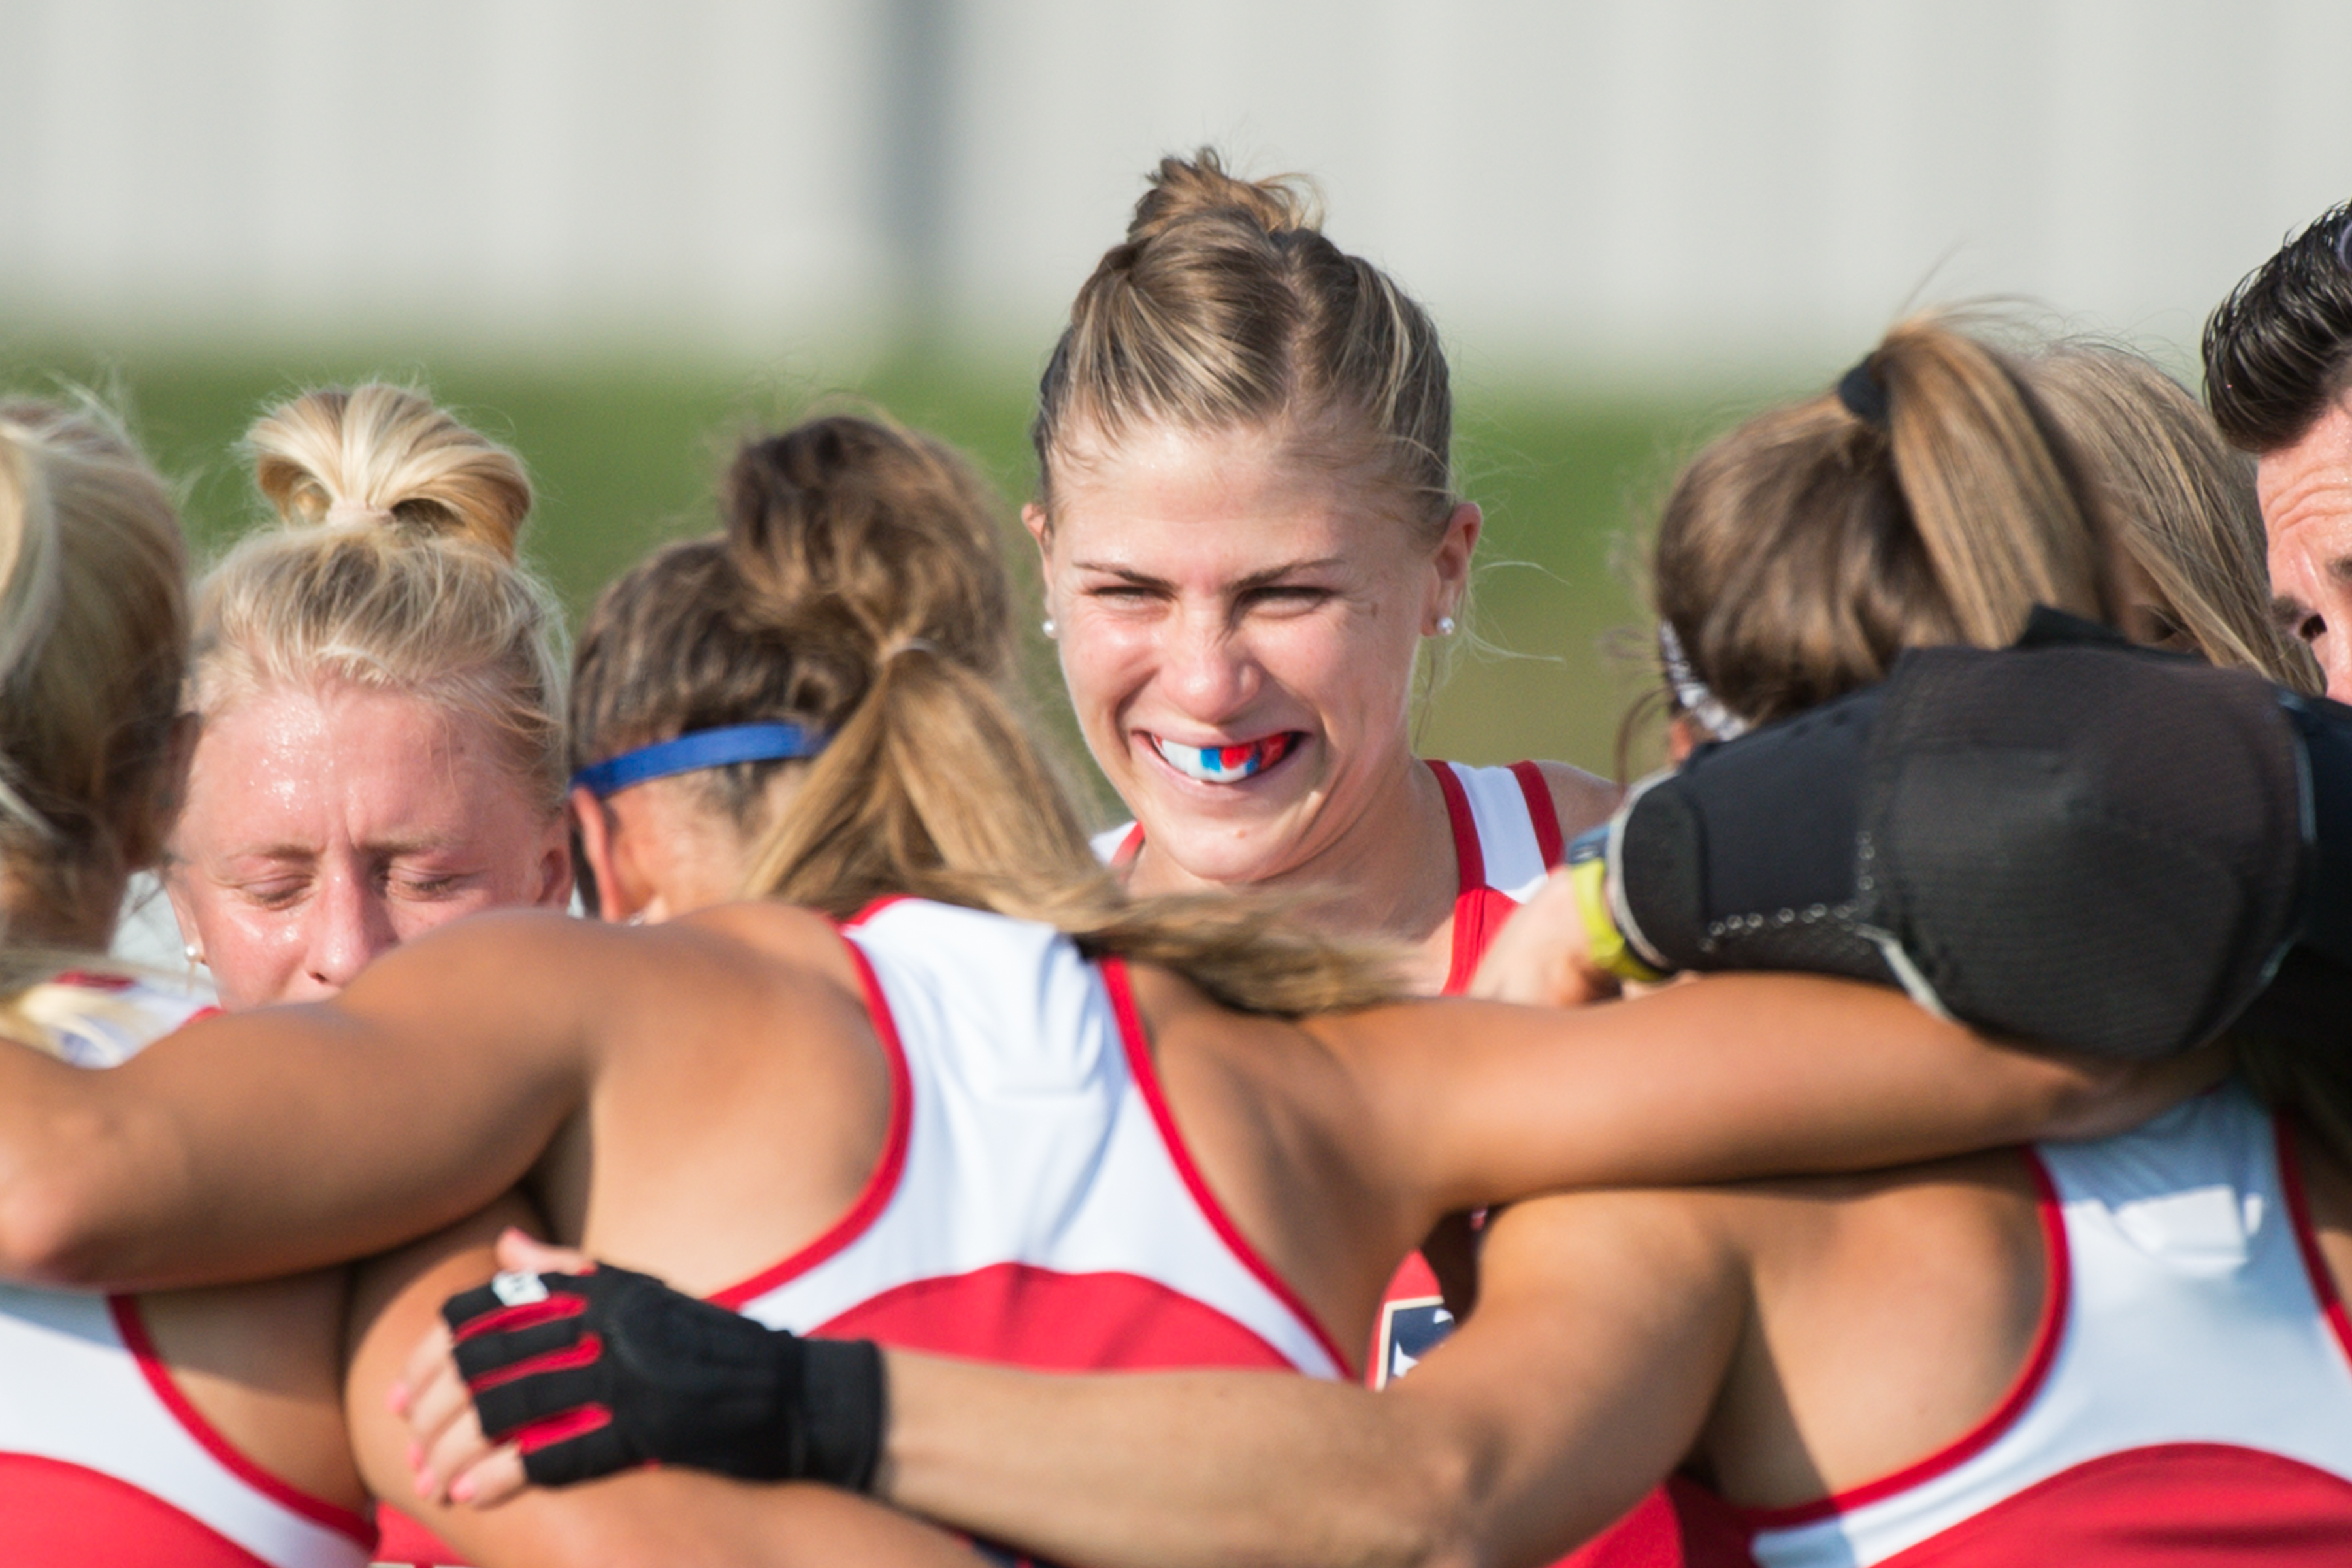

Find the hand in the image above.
[
  {"left": 402, "top": 1230, "right": 888, "bottom": 1502},
  {"left": 1470, "top": 868, "right": 1620, "bottom": 1009},
  {"left": 393, "top": 1230, "right": 585, "bottom": 1507}
]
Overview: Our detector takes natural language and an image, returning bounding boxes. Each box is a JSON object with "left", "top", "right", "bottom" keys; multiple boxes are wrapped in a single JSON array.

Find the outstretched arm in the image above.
[
  {"left": 877, "top": 1190, "right": 1745, "bottom": 1568},
  {"left": 0, "top": 905, "right": 842, "bottom": 1291},
  {"left": 404, "top": 1195, "right": 1741, "bottom": 1568},
  {"left": 1322, "top": 973, "right": 2216, "bottom": 1226}
]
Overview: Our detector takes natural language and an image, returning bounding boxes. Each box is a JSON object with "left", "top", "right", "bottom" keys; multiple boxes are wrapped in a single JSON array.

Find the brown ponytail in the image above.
[
  {"left": 589, "top": 414, "right": 1399, "bottom": 1015},
  {"left": 1652, "top": 314, "right": 2129, "bottom": 730}
]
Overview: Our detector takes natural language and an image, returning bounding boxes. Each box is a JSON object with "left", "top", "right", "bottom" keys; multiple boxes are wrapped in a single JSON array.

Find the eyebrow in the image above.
[
  {"left": 1069, "top": 557, "right": 1350, "bottom": 595},
  {"left": 225, "top": 834, "right": 462, "bottom": 864}
]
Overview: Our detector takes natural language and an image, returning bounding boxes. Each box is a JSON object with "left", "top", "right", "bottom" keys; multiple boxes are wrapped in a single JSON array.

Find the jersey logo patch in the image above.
[{"left": 1374, "top": 1295, "right": 1456, "bottom": 1389}]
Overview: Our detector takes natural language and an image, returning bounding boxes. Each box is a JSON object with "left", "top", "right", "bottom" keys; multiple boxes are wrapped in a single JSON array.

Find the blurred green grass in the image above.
[{"left": 5, "top": 344, "right": 1733, "bottom": 806}]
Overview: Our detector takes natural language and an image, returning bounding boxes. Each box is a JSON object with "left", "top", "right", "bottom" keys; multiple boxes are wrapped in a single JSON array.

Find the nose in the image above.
[
  {"left": 2324, "top": 638, "right": 2352, "bottom": 706},
  {"left": 295, "top": 868, "right": 399, "bottom": 999},
  {"left": 1160, "top": 602, "right": 1260, "bottom": 724}
]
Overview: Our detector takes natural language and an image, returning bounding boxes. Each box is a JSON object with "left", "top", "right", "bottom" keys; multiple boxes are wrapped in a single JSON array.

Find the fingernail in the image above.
[
  {"left": 451, "top": 1475, "right": 476, "bottom": 1504},
  {"left": 406, "top": 1439, "right": 423, "bottom": 1470},
  {"left": 387, "top": 1381, "right": 409, "bottom": 1414}
]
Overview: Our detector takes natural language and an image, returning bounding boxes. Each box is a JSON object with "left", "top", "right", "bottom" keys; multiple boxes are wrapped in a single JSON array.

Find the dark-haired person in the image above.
[
  {"left": 2205, "top": 198, "right": 2352, "bottom": 699},
  {"left": 402, "top": 318, "right": 2352, "bottom": 1568}
]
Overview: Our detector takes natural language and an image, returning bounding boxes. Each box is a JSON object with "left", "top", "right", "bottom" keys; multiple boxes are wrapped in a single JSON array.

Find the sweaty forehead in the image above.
[{"left": 185, "top": 682, "right": 524, "bottom": 848}]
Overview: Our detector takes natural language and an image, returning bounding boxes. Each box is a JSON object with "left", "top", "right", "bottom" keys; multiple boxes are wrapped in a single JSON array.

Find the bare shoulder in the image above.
[
  {"left": 673, "top": 899, "right": 863, "bottom": 990},
  {"left": 1532, "top": 759, "right": 1623, "bottom": 841}
]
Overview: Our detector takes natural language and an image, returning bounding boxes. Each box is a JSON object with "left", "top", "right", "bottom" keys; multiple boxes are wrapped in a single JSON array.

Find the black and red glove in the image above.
[{"left": 440, "top": 1262, "right": 885, "bottom": 1490}]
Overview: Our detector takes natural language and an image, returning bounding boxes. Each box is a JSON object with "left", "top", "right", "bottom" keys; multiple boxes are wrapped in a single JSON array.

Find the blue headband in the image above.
[{"left": 572, "top": 722, "right": 827, "bottom": 798}]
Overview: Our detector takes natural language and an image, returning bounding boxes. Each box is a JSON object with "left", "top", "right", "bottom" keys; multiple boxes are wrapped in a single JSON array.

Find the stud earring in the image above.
[
  {"left": 1435, "top": 615, "right": 1458, "bottom": 637},
  {"left": 1042, "top": 617, "right": 1058, "bottom": 639}
]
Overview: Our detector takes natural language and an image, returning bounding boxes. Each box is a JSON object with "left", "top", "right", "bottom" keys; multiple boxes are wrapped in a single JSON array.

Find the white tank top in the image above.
[
  {"left": 1722, "top": 1081, "right": 2352, "bottom": 1567},
  {"left": 0, "top": 975, "right": 372, "bottom": 1568},
  {"left": 714, "top": 898, "right": 1349, "bottom": 1380}
]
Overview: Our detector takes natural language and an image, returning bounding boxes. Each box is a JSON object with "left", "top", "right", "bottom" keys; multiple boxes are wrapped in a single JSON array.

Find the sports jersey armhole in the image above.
[
  {"left": 707, "top": 934, "right": 915, "bottom": 1310},
  {"left": 1096, "top": 955, "right": 1357, "bottom": 1379},
  {"left": 2272, "top": 1114, "right": 2352, "bottom": 1368},
  {"left": 106, "top": 1296, "right": 374, "bottom": 1546},
  {"left": 1507, "top": 760, "right": 1566, "bottom": 866},
  {"left": 1740, "top": 1148, "right": 2071, "bottom": 1530},
  {"left": 1424, "top": 759, "right": 1485, "bottom": 891}
]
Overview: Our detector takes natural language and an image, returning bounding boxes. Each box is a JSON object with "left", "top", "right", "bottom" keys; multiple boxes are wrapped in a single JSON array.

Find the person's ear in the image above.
[
  {"left": 568, "top": 786, "right": 630, "bottom": 922},
  {"left": 531, "top": 810, "right": 576, "bottom": 911},
  {"left": 1426, "top": 502, "right": 1481, "bottom": 630},
  {"left": 1023, "top": 503, "right": 1061, "bottom": 636}
]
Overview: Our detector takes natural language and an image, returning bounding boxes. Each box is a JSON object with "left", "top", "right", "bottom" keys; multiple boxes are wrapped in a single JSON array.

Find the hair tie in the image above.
[
  {"left": 1657, "top": 622, "right": 1750, "bottom": 743},
  {"left": 324, "top": 497, "right": 397, "bottom": 529},
  {"left": 571, "top": 721, "right": 827, "bottom": 798},
  {"left": 2336, "top": 217, "right": 2352, "bottom": 272},
  {"left": 1836, "top": 355, "right": 1891, "bottom": 430},
  {"left": 882, "top": 636, "right": 941, "bottom": 664}
]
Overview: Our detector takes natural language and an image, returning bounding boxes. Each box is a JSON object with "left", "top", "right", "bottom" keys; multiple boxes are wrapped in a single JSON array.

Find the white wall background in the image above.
[{"left": 3, "top": 0, "right": 2348, "bottom": 383}]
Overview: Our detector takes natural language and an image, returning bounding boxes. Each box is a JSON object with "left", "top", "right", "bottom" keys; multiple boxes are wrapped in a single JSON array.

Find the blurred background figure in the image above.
[{"left": 3, "top": 0, "right": 2345, "bottom": 816}]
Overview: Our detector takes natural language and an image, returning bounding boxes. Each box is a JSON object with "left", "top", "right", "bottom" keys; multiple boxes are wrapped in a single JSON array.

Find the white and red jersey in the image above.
[
  {"left": 1093, "top": 759, "right": 1562, "bottom": 1004},
  {"left": 0, "top": 975, "right": 372, "bottom": 1568},
  {"left": 1690, "top": 1081, "right": 2352, "bottom": 1566},
  {"left": 1095, "top": 759, "right": 1563, "bottom": 1376},
  {"left": 714, "top": 897, "right": 1351, "bottom": 1380},
  {"left": 1096, "top": 767, "right": 1675, "bottom": 1565},
  {"left": 1364, "top": 761, "right": 1562, "bottom": 1385}
]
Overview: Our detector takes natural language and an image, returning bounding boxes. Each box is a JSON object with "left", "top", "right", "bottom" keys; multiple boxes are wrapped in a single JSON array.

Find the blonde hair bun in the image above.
[
  {"left": 1126, "top": 148, "right": 1320, "bottom": 244},
  {"left": 248, "top": 384, "right": 532, "bottom": 562}
]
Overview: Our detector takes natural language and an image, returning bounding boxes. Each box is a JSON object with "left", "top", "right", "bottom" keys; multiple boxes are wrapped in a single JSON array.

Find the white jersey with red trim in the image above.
[
  {"left": 1714, "top": 1081, "right": 2352, "bottom": 1567},
  {"left": 1092, "top": 760, "right": 1562, "bottom": 1000},
  {"left": 0, "top": 976, "right": 370, "bottom": 1568},
  {"left": 716, "top": 898, "right": 1350, "bottom": 1380},
  {"left": 1092, "top": 765, "right": 1569, "bottom": 1381}
]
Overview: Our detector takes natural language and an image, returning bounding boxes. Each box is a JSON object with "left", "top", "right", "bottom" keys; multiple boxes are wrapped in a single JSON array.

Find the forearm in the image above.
[
  {"left": 0, "top": 917, "right": 600, "bottom": 1289},
  {"left": 1375, "top": 977, "right": 2178, "bottom": 1212},
  {"left": 882, "top": 1356, "right": 1459, "bottom": 1568}
]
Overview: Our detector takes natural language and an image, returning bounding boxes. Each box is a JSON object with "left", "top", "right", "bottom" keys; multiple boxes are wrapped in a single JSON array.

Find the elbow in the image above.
[
  {"left": 0, "top": 1105, "right": 139, "bottom": 1288},
  {"left": 2029, "top": 1037, "right": 2230, "bottom": 1143},
  {"left": 0, "top": 1168, "right": 113, "bottom": 1287},
  {"left": 1358, "top": 1435, "right": 1492, "bottom": 1568}
]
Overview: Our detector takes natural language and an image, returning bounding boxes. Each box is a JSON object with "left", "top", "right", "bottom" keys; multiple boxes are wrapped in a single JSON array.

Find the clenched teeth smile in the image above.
[{"left": 1147, "top": 732, "right": 1300, "bottom": 783}]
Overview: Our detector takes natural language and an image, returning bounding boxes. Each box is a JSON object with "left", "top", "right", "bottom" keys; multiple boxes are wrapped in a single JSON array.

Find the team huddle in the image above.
[{"left": 3, "top": 149, "right": 2352, "bottom": 1567}]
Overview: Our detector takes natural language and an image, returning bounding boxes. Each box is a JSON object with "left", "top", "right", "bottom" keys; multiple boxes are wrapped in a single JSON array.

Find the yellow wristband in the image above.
[{"left": 1569, "top": 857, "right": 1666, "bottom": 985}]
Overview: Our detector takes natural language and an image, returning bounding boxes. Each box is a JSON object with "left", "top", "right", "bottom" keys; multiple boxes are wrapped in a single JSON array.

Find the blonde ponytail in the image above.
[
  {"left": 659, "top": 414, "right": 1403, "bottom": 1017},
  {"left": 1652, "top": 312, "right": 2129, "bottom": 731},
  {"left": 746, "top": 644, "right": 1400, "bottom": 1016},
  {"left": 0, "top": 399, "right": 187, "bottom": 986}
]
